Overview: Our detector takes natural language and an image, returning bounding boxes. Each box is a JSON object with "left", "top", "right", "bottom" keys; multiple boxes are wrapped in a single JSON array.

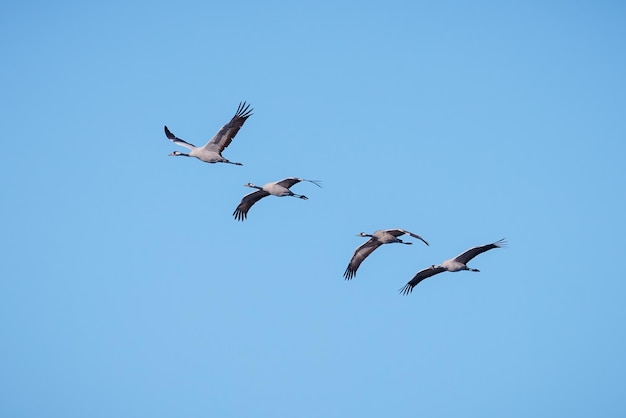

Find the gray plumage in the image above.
[
  {"left": 344, "top": 229, "right": 429, "bottom": 280},
  {"left": 233, "top": 177, "right": 322, "bottom": 221},
  {"left": 165, "top": 101, "right": 253, "bottom": 165},
  {"left": 400, "top": 238, "right": 506, "bottom": 295}
]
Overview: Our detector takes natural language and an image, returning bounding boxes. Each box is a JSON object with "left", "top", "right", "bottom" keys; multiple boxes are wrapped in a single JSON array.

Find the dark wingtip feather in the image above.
[
  {"left": 343, "top": 267, "right": 356, "bottom": 280},
  {"left": 399, "top": 283, "right": 413, "bottom": 296},
  {"left": 236, "top": 101, "right": 254, "bottom": 119},
  {"left": 305, "top": 179, "right": 323, "bottom": 188},
  {"left": 233, "top": 208, "right": 247, "bottom": 221},
  {"left": 494, "top": 238, "right": 507, "bottom": 248},
  {"left": 164, "top": 125, "right": 175, "bottom": 139}
]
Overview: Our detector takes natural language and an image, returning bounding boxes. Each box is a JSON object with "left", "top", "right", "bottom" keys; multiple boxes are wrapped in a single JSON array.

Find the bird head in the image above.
[
  {"left": 168, "top": 151, "right": 184, "bottom": 156},
  {"left": 244, "top": 182, "right": 255, "bottom": 188},
  {"left": 357, "top": 232, "right": 370, "bottom": 237}
]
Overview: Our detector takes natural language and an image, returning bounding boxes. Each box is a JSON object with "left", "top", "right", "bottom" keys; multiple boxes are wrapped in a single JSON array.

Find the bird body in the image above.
[
  {"left": 344, "top": 229, "right": 429, "bottom": 280},
  {"left": 165, "top": 101, "right": 253, "bottom": 165},
  {"left": 257, "top": 181, "right": 303, "bottom": 197},
  {"left": 233, "top": 177, "right": 322, "bottom": 221},
  {"left": 400, "top": 239, "right": 506, "bottom": 295},
  {"left": 366, "top": 230, "right": 414, "bottom": 244},
  {"left": 441, "top": 258, "right": 476, "bottom": 272}
]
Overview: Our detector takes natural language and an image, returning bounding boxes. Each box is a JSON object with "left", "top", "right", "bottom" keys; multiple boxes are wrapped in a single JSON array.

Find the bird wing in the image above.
[
  {"left": 233, "top": 189, "right": 270, "bottom": 221},
  {"left": 453, "top": 238, "right": 507, "bottom": 265},
  {"left": 399, "top": 266, "right": 446, "bottom": 295},
  {"left": 387, "top": 229, "right": 429, "bottom": 246},
  {"left": 203, "top": 101, "right": 253, "bottom": 153},
  {"left": 274, "top": 177, "right": 303, "bottom": 189},
  {"left": 273, "top": 178, "right": 322, "bottom": 189},
  {"left": 343, "top": 238, "right": 383, "bottom": 280},
  {"left": 164, "top": 126, "right": 196, "bottom": 150}
]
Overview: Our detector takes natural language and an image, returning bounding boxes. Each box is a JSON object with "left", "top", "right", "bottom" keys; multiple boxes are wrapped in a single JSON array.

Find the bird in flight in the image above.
[
  {"left": 233, "top": 177, "right": 322, "bottom": 221},
  {"left": 344, "top": 229, "right": 429, "bottom": 280},
  {"left": 399, "top": 238, "right": 506, "bottom": 295},
  {"left": 164, "top": 101, "right": 253, "bottom": 165}
]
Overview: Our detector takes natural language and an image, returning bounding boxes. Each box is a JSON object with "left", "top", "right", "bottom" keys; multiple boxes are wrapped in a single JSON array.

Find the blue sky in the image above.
[{"left": 1, "top": 0, "right": 625, "bottom": 416}]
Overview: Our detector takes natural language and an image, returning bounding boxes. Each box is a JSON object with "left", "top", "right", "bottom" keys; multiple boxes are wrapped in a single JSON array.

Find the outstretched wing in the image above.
[
  {"left": 343, "top": 238, "right": 383, "bottom": 280},
  {"left": 386, "top": 229, "right": 429, "bottom": 246},
  {"left": 164, "top": 126, "right": 196, "bottom": 150},
  {"left": 274, "top": 178, "right": 323, "bottom": 190},
  {"left": 453, "top": 238, "right": 506, "bottom": 265},
  {"left": 204, "top": 101, "right": 253, "bottom": 153},
  {"left": 233, "top": 189, "right": 269, "bottom": 221},
  {"left": 399, "top": 265, "right": 446, "bottom": 295}
]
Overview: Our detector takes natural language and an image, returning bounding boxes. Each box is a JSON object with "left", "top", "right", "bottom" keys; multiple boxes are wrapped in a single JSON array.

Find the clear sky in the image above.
[{"left": 2, "top": 1, "right": 625, "bottom": 417}]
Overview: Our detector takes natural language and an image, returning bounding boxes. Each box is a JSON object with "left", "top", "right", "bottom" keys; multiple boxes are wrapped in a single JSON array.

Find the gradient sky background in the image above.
[{"left": 2, "top": 1, "right": 626, "bottom": 417}]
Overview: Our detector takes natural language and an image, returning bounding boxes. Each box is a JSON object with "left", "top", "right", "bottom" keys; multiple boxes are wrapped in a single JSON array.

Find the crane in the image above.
[
  {"left": 344, "top": 229, "right": 429, "bottom": 280},
  {"left": 400, "top": 239, "right": 506, "bottom": 295},
  {"left": 164, "top": 101, "right": 253, "bottom": 165},
  {"left": 233, "top": 177, "right": 322, "bottom": 221}
]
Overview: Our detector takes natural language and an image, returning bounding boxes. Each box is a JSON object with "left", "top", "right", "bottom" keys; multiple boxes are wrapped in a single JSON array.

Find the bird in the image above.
[
  {"left": 233, "top": 177, "right": 322, "bottom": 221},
  {"left": 164, "top": 101, "right": 253, "bottom": 165},
  {"left": 399, "top": 238, "right": 506, "bottom": 295},
  {"left": 343, "top": 229, "right": 429, "bottom": 280}
]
